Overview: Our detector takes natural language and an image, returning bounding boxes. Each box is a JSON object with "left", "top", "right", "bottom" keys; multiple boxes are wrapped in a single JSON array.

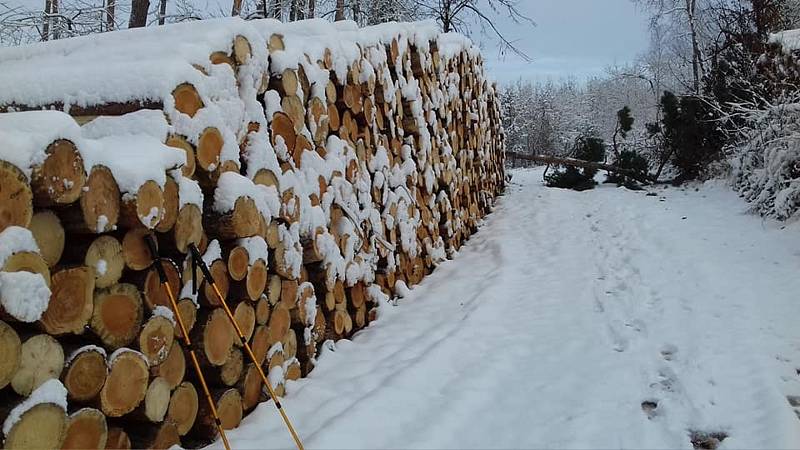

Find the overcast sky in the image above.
[{"left": 478, "top": 0, "right": 651, "bottom": 84}]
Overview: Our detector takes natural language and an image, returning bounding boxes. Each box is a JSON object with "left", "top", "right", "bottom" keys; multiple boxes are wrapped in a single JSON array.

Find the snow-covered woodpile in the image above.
[{"left": 0, "top": 16, "right": 505, "bottom": 450}]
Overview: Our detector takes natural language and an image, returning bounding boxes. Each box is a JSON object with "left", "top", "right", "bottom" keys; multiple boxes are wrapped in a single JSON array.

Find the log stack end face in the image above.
[{"left": 0, "top": 17, "right": 505, "bottom": 449}]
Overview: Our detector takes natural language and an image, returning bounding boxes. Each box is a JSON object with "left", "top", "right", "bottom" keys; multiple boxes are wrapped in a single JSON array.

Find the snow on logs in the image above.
[{"left": 0, "top": 17, "right": 505, "bottom": 448}]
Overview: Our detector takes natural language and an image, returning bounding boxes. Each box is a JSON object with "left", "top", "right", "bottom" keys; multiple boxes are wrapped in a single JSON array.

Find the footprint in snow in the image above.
[
  {"left": 660, "top": 344, "right": 678, "bottom": 361},
  {"left": 641, "top": 400, "right": 659, "bottom": 419},
  {"left": 689, "top": 430, "right": 728, "bottom": 450}
]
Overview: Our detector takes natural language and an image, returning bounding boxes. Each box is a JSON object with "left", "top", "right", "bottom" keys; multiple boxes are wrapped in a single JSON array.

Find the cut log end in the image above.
[
  {"left": 82, "top": 237, "right": 122, "bottom": 290},
  {"left": 40, "top": 266, "right": 95, "bottom": 335},
  {"left": 167, "top": 382, "right": 198, "bottom": 436},
  {"left": 11, "top": 334, "right": 64, "bottom": 397},
  {"left": 2, "top": 402, "right": 66, "bottom": 450},
  {"left": 0, "top": 320, "right": 21, "bottom": 389},
  {"left": 63, "top": 347, "right": 107, "bottom": 403},
  {"left": 100, "top": 350, "right": 149, "bottom": 417},
  {"left": 197, "top": 127, "right": 223, "bottom": 172},
  {"left": 91, "top": 283, "right": 143, "bottom": 349},
  {"left": 28, "top": 211, "right": 64, "bottom": 267},
  {"left": 60, "top": 407, "right": 108, "bottom": 450},
  {"left": 78, "top": 165, "right": 120, "bottom": 233},
  {"left": 173, "top": 83, "right": 203, "bottom": 118},
  {"left": 32, "top": 139, "right": 86, "bottom": 206},
  {"left": 104, "top": 427, "right": 131, "bottom": 450},
  {"left": 174, "top": 204, "right": 203, "bottom": 254},
  {"left": 138, "top": 315, "right": 175, "bottom": 366},
  {"left": 0, "top": 160, "right": 33, "bottom": 233}
]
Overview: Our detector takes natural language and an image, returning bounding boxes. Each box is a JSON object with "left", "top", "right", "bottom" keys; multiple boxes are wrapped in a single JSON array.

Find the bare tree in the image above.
[
  {"left": 308, "top": 0, "right": 315, "bottom": 18},
  {"left": 158, "top": 0, "right": 167, "bottom": 24},
  {"left": 129, "top": 0, "right": 149, "bottom": 27},
  {"left": 635, "top": 0, "right": 707, "bottom": 94},
  {"left": 412, "top": 0, "right": 534, "bottom": 60},
  {"left": 105, "top": 0, "right": 115, "bottom": 30}
]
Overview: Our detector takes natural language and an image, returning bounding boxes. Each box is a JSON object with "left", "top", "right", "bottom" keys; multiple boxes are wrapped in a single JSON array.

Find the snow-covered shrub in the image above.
[{"left": 732, "top": 90, "right": 800, "bottom": 219}]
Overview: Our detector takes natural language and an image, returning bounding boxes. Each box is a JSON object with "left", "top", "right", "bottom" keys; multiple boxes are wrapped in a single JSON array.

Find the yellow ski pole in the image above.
[
  {"left": 189, "top": 243, "right": 305, "bottom": 450},
  {"left": 145, "top": 235, "right": 232, "bottom": 450}
]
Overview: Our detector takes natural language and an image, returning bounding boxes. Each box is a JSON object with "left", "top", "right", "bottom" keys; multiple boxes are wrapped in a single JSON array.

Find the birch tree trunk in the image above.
[{"left": 685, "top": 0, "right": 703, "bottom": 94}]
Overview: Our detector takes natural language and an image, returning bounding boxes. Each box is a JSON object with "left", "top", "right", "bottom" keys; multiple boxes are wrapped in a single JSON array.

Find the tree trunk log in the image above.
[
  {"left": 60, "top": 407, "right": 108, "bottom": 450},
  {"left": 39, "top": 266, "right": 94, "bottom": 335},
  {"left": 0, "top": 160, "right": 33, "bottom": 233},
  {"left": 11, "top": 333, "right": 64, "bottom": 396},
  {"left": 507, "top": 153, "right": 657, "bottom": 184},
  {"left": 166, "top": 381, "right": 198, "bottom": 436},
  {"left": 0, "top": 320, "right": 21, "bottom": 389},
  {"left": 62, "top": 345, "right": 107, "bottom": 404},
  {"left": 90, "top": 283, "right": 144, "bottom": 349},
  {"left": 28, "top": 211, "right": 64, "bottom": 267},
  {"left": 99, "top": 349, "right": 149, "bottom": 417}
]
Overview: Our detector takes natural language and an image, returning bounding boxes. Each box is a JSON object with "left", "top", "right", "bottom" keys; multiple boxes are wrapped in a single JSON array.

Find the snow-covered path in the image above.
[{"left": 214, "top": 168, "right": 800, "bottom": 449}]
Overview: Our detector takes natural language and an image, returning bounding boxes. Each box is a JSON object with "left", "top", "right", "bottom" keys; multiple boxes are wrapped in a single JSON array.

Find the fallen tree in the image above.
[{"left": 507, "top": 152, "right": 657, "bottom": 185}]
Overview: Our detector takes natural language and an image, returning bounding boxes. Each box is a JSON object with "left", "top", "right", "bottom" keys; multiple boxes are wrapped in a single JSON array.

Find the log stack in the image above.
[{"left": 0, "top": 17, "right": 504, "bottom": 449}]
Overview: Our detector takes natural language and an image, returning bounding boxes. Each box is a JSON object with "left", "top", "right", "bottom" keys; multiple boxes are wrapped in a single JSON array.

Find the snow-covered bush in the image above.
[{"left": 732, "top": 90, "right": 800, "bottom": 220}]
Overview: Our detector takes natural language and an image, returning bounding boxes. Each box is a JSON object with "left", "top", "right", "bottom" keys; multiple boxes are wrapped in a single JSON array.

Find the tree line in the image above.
[
  {"left": 502, "top": 0, "right": 800, "bottom": 217},
  {"left": 0, "top": 0, "right": 532, "bottom": 57}
]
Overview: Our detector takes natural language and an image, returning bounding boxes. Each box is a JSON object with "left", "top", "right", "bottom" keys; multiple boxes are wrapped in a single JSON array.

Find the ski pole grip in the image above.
[
  {"left": 145, "top": 234, "right": 168, "bottom": 284},
  {"left": 189, "top": 243, "right": 214, "bottom": 284}
]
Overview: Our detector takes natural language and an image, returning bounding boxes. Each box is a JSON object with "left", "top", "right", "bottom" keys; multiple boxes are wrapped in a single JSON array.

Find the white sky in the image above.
[
  {"left": 2, "top": 0, "right": 652, "bottom": 82},
  {"left": 478, "top": 0, "right": 651, "bottom": 83}
]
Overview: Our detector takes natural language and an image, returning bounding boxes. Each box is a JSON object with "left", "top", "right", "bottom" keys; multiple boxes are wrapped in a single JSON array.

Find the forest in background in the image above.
[{"left": 502, "top": 0, "right": 800, "bottom": 221}]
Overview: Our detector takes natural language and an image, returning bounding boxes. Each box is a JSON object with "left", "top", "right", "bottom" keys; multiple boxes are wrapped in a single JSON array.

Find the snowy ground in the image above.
[{"left": 211, "top": 168, "right": 800, "bottom": 449}]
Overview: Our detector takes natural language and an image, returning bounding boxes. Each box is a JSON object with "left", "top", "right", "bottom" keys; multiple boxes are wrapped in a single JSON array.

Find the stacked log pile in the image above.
[{"left": 0, "top": 17, "right": 504, "bottom": 449}]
